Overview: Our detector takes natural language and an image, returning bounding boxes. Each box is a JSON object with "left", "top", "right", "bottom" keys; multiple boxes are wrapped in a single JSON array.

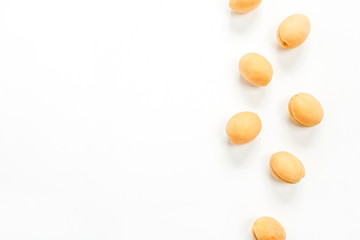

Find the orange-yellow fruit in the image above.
[
  {"left": 226, "top": 112, "right": 262, "bottom": 145},
  {"left": 229, "top": 0, "right": 262, "bottom": 14},
  {"left": 252, "top": 216, "right": 286, "bottom": 240},
  {"left": 269, "top": 151, "right": 305, "bottom": 184},
  {"left": 239, "top": 53, "right": 273, "bottom": 87},
  {"left": 288, "top": 93, "right": 324, "bottom": 127},
  {"left": 277, "top": 14, "right": 311, "bottom": 49}
]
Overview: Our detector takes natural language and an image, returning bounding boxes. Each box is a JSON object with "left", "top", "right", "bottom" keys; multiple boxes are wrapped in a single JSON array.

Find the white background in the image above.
[{"left": 0, "top": 0, "right": 359, "bottom": 239}]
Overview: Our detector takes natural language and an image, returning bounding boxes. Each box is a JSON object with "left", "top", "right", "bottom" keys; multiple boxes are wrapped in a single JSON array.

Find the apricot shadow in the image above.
[
  {"left": 238, "top": 74, "right": 268, "bottom": 108},
  {"left": 268, "top": 170, "right": 302, "bottom": 203},
  {"left": 226, "top": 138, "right": 257, "bottom": 167},
  {"left": 286, "top": 116, "right": 318, "bottom": 146},
  {"left": 275, "top": 43, "right": 306, "bottom": 69},
  {"left": 229, "top": 10, "right": 260, "bottom": 34}
]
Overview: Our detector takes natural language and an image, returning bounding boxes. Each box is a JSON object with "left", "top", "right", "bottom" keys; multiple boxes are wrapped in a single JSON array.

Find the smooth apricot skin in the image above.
[
  {"left": 277, "top": 14, "right": 311, "bottom": 49},
  {"left": 226, "top": 112, "right": 262, "bottom": 145},
  {"left": 229, "top": 0, "right": 262, "bottom": 14}
]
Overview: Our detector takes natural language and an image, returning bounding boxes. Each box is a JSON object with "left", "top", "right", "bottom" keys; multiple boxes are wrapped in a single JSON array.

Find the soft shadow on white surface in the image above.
[
  {"left": 228, "top": 10, "right": 259, "bottom": 33},
  {"left": 275, "top": 44, "right": 305, "bottom": 69},
  {"left": 286, "top": 116, "right": 318, "bottom": 146},
  {"left": 226, "top": 139, "right": 257, "bottom": 166},
  {"left": 267, "top": 170, "right": 302, "bottom": 203},
  {"left": 241, "top": 219, "right": 254, "bottom": 240},
  {"left": 238, "top": 75, "right": 268, "bottom": 107},
  {"left": 277, "top": 98, "right": 318, "bottom": 146}
]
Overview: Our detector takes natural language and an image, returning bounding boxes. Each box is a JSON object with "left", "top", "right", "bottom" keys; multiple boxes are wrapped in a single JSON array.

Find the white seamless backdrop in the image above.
[{"left": 0, "top": 0, "right": 359, "bottom": 239}]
